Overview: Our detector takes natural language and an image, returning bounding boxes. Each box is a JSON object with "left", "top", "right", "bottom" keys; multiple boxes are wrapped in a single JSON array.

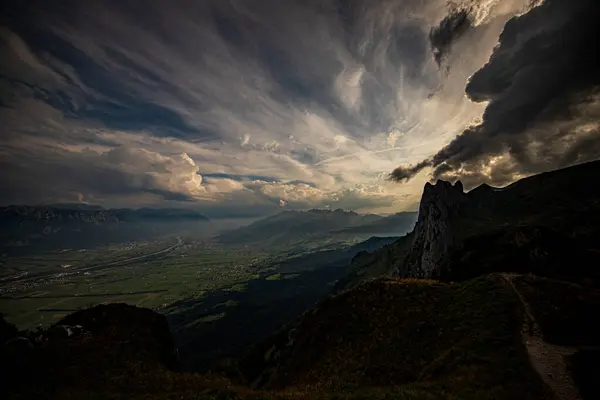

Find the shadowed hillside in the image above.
[
  {"left": 241, "top": 277, "right": 547, "bottom": 396},
  {"left": 10, "top": 275, "right": 599, "bottom": 399},
  {"left": 0, "top": 278, "right": 562, "bottom": 400}
]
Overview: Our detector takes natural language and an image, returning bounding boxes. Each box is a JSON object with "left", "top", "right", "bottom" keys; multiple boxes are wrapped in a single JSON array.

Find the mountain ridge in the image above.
[
  {"left": 0, "top": 205, "right": 211, "bottom": 255},
  {"left": 1, "top": 205, "right": 210, "bottom": 221},
  {"left": 216, "top": 209, "right": 387, "bottom": 248},
  {"left": 340, "top": 160, "right": 600, "bottom": 288}
]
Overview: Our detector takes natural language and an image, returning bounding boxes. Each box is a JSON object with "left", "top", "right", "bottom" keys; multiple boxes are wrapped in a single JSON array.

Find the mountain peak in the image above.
[
  {"left": 394, "top": 180, "right": 466, "bottom": 278},
  {"left": 421, "top": 179, "right": 467, "bottom": 213},
  {"left": 423, "top": 179, "right": 465, "bottom": 199}
]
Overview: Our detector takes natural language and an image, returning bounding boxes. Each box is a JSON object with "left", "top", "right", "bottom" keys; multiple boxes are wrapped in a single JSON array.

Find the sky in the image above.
[{"left": 1, "top": 0, "right": 598, "bottom": 218}]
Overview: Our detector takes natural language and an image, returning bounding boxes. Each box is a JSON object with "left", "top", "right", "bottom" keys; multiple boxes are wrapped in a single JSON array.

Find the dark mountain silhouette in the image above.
[{"left": 341, "top": 160, "right": 600, "bottom": 289}]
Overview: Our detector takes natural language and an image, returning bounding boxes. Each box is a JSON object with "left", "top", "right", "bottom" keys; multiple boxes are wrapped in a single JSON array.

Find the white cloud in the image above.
[
  {"left": 240, "top": 134, "right": 251, "bottom": 147},
  {"left": 335, "top": 65, "right": 366, "bottom": 111}
]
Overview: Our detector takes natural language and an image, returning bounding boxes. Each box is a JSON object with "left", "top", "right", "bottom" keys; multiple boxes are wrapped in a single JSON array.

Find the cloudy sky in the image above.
[{"left": 1, "top": 0, "right": 598, "bottom": 218}]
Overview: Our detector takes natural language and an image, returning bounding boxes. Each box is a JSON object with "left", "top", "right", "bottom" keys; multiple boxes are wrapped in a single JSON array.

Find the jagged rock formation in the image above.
[
  {"left": 395, "top": 180, "right": 466, "bottom": 278},
  {"left": 342, "top": 160, "right": 600, "bottom": 287},
  {"left": 397, "top": 161, "right": 600, "bottom": 281}
]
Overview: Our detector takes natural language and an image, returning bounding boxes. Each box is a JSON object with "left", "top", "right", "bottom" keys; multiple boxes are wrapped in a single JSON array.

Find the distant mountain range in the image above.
[
  {"left": 0, "top": 202, "right": 418, "bottom": 255},
  {"left": 332, "top": 211, "right": 417, "bottom": 236},
  {"left": 0, "top": 206, "right": 210, "bottom": 254},
  {"left": 216, "top": 208, "right": 417, "bottom": 248},
  {"left": 48, "top": 203, "right": 107, "bottom": 211}
]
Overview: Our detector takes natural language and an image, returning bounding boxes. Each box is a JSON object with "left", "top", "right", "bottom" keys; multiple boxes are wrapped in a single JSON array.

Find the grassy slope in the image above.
[
  {"left": 263, "top": 277, "right": 549, "bottom": 399},
  {"left": 6, "top": 277, "right": 551, "bottom": 400}
]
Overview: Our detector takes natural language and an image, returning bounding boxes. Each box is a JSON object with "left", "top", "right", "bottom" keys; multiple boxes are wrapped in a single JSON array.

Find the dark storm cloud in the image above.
[
  {"left": 429, "top": 7, "right": 473, "bottom": 66},
  {"left": 390, "top": 159, "right": 434, "bottom": 182},
  {"left": 391, "top": 0, "right": 600, "bottom": 187}
]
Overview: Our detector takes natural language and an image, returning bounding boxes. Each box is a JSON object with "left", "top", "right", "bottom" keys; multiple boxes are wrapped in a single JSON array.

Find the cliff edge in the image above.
[{"left": 395, "top": 180, "right": 466, "bottom": 278}]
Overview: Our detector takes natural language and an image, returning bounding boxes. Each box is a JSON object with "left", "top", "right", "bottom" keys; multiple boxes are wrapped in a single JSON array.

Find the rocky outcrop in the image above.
[
  {"left": 2, "top": 304, "right": 180, "bottom": 397},
  {"left": 395, "top": 180, "right": 466, "bottom": 278},
  {"left": 56, "top": 303, "right": 178, "bottom": 368},
  {"left": 341, "top": 161, "right": 600, "bottom": 287}
]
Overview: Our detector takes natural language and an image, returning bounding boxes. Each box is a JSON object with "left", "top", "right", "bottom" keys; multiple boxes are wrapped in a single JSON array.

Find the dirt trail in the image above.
[{"left": 498, "top": 273, "right": 581, "bottom": 400}]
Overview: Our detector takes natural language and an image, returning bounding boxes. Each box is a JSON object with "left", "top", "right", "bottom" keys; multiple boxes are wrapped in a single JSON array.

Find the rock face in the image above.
[
  {"left": 340, "top": 160, "right": 600, "bottom": 289},
  {"left": 395, "top": 180, "right": 466, "bottom": 278}
]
